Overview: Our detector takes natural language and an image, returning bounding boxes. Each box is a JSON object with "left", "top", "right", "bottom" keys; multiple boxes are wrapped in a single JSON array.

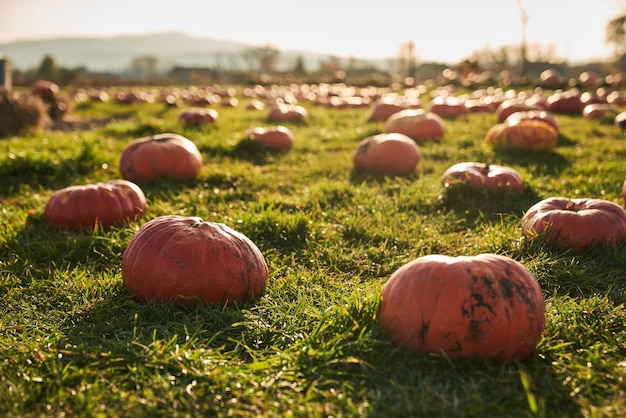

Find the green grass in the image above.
[{"left": 1, "top": 88, "right": 626, "bottom": 417}]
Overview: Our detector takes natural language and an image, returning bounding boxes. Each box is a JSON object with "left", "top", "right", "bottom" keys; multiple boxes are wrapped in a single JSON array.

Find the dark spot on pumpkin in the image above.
[
  {"left": 469, "top": 293, "right": 495, "bottom": 316},
  {"left": 467, "top": 320, "right": 484, "bottom": 341},
  {"left": 498, "top": 277, "right": 515, "bottom": 299},
  {"left": 419, "top": 320, "right": 430, "bottom": 344}
]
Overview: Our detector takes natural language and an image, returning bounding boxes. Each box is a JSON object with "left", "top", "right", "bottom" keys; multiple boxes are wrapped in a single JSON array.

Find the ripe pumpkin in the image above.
[
  {"left": 122, "top": 215, "right": 269, "bottom": 306},
  {"left": 44, "top": 179, "right": 146, "bottom": 230},
  {"left": 352, "top": 133, "right": 420, "bottom": 175},
  {"left": 504, "top": 110, "right": 559, "bottom": 133},
  {"left": 267, "top": 103, "right": 308, "bottom": 122},
  {"left": 496, "top": 99, "right": 543, "bottom": 122},
  {"left": 119, "top": 133, "right": 203, "bottom": 183},
  {"left": 521, "top": 197, "right": 626, "bottom": 252},
  {"left": 546, "top": 90, "right": 583, "bottom": 114},
  {"left": 369, "top": 95, "right": 420, "bottom": 121},
  {"left": 379, "top": 253, "right": 545, "bottom": 362},
  {"left": 385, "top": 109, "right": 445, "bottom": 141},
  {"left": 178, "top": 108, "right": 219, "bottom": 124},
  {"left": 485, "top": 119, "right": 558, "bottom": 151},
  {"left": 245, "top": 125, "right": 294, "bottom": 150},
  {"left": 582, "top": 103, "right": 618, "bottom": 120},
  {"left": 428, "top": 96, "right": 468, "bottom": 118},
  {"left": 442, "top": 162, "right": 523, "bottom": 193}
]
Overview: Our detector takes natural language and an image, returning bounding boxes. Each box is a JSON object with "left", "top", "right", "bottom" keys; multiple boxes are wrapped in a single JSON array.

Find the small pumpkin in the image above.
[
  {"left": 485, "top": 119, "right": 558, "bottom": 151},
  {"left": 442, "top": 162, "right": 523, "bottom": 193},
  {"left": 504, "top": 110, "right": 559, "bottom": 133},
  {"left": 582, "top": 103, "right": 618, "bottom": 120},
  {"left": 44, "top": 179, "right": 146, "bottom": 230},
  {"left": 245, "top": 125, "right": 294, "bottom": 150},
  {"left": 521, "top": 197, "right": 626, "bottom": 252},
  {"left": 385, "top": 109, "right": 445, "bottom": 141},
  {"left": 379, "top": 253, "right": 545, "bottom": 362},
  {"left": 178, "top": 108, "right": 219, "bottom": 124},
  {"left": 352, "top": 133, "right": 420, "bottom": 175},
  {"left": 546, "top": 90, "right": 583, "bottom": 114},
  {"left": 369, "top": 95, "right": 420, "bottom": 121},
  {"left": 428, "top": 96, "right": 468, "bottom": 118},
  {"left": 119, "top": 133, "right": 203, "bottom": 183},
  {"left": 267, "top": 103, "right": 308, "bottom": 122},
  {"left": 122, "top": 215, "right": 269, "bottom": 306},
  {"left": 496, "top": 98, "right": 543, "bottom": 122}
]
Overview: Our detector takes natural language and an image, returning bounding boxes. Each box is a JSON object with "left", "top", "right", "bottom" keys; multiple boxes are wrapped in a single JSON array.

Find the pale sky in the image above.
[{"left": 0, "top": 0, "right": 623, "bottom": 63}]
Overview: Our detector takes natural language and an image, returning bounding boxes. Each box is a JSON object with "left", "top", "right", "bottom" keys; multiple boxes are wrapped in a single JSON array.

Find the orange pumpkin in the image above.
[
  {"left": 496, "top": 99, "right": 543, "bottom": 122},
  {"left": 369, "top": 95, "right": 420, "bottom": 121},
  {"left": 122, "top": 215, "right": 269, "bottom": 306},
  {"left": 521, "top": 197, "right": 626, "bottom": 252},
  {"left": 485, "top": 119, "right": 558, "bottom": 150},
  {"left": 379, "top": 253, "right": 545, "bottom": 362},
  {"left": 267, "top": 103, "right": 308, "bottom": 122},
  {"left": 504, "top": 110, "right": 559, "bottom": 133},
  {"left": 245, "top": 125, "right": 294, "bottom": 150},
  {"left": 119, "top": 133, "right": 203, "bottom": 183},
  {"left": 442, "top": 162, "right": 523, "bottom": 193},
  {"left": 44, "top": 179, "right": 146, "bottom": 230},
  {"left": 352, "top": 133, "right": 420, "bottom": 175},
  {"left": 178, "top": 108, "right": 219, "bottom": 124},
  {"left": 385, "top": 109, "right": 445, "bottom": 141}
]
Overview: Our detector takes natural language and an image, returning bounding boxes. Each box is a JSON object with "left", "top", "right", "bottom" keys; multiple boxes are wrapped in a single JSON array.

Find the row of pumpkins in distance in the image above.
[{"left": 40, "top": 91, "right": 626, "bottom": 363}]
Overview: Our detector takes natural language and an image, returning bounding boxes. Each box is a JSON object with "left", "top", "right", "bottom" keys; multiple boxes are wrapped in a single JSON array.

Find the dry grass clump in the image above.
[{"left": 0, "top": 88, "right": 51, "bottom": 137}]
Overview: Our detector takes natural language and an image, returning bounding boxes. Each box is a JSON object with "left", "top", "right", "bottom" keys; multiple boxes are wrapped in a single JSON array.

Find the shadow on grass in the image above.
[
  {"left": 293, "top": 296, "right": 584, "bottom": 417},
  {"left": 437, "top": 183, "right": 543, "bottom": 226},
  {"left": 0, "top": 142, "right": 100, "bottom": 197},
  {"left": 491, "top": 147, "right": 571, "bottom": 177}
]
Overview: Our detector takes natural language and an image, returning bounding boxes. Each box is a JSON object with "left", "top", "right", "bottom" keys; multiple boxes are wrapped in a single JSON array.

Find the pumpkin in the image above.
[
  {"left": 442, "top": 162, "right": 523, "bottom": 193},
  {"left": 44, "top": 179, "right": 146, "bottom": 230},
  {"left": 504, "top": 110, "right": 559, "bottom": 133},
  {"left": 267, "top": 103, "right": 308, "bottom": 122},
  {"left": 385, "top": 109, "right": 445, "bottom": 141},
  {"left": 428, "top": 96, "right": 468, "bottom": 118},
  {"left": 521, "top": 197, "right": 626, "bottom": 252},
  {"left": 496, "top": 99, "right": 543, "bottom": 122},
  {"left": 245, "top": 125, "right": 294, "bottom": 150},
  {"left": 122, "top": 215, "right": 269, "bottom": 306},
  {"left": 485, "top": 119, "right": 558, "bottom": 151},
  {"left": 369, "top": 95, "right": 420, "bottom": 121},
  {"left": 119, "top": 133, "right": 203, "bottom": 183},
  {"left": 545, "top": 90, "right": 583, "bottom": 114},
  {"left": 582, "top": 103, "right": 618, "bottom": 120},
  {"left": 379, "top": 253, "right": 545, "bottom": 362},
  {"left": 352, "top": 133, "right": 420, "bottom": 175},
  {"left": 178, "top": 108, "right": 219, "bottom": 124}
]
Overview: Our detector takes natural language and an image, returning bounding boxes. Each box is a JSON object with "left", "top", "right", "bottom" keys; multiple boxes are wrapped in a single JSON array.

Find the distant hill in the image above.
[{"left": 0, "top": 31, "right": 390, "bottom": 74}]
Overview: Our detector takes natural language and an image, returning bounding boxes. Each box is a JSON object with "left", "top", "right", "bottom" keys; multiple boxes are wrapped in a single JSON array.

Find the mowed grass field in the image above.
[{"left": 1, "top": 84, "right": 625, "bottom": 417}]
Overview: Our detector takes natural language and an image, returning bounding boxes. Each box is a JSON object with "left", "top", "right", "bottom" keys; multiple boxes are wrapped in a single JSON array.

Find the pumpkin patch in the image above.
[{"left": 378, "top": 253, "right": 545, "bottom": 362}]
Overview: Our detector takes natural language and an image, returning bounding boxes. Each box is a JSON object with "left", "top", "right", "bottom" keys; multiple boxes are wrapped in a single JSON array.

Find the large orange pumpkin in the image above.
[
  {"left": 485, "top": 119, "right": 558, "bottom": 150},
  {"left": 122, "top": 215, "right": 269, "bottom": 306},
  {"left": 385, "top": 109, "right": 445, "bottom": 141},
  {"left": 379, "top": 253, "right": 545, "bottom": 362},
  {"left": 352, "top": 133, "right": 420, "bottom": 175},
  {"left": 521, "top": 197, "right": 626, "bottom": 252},
  {"left": 442, "top": 162, "right": 523, "bottom": 193},
  {"left": 44, "top": 179, "right": 146, "bottom": 230},
  {"left": 119, "top": 133, "right": 203, "bottom": 183},
  {"left": 245, "top": 125, "right": 294, "bottom": 150}
]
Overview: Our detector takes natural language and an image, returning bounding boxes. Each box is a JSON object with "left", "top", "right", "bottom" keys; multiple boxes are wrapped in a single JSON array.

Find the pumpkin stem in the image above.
[
  {"left": 480, "top": 163, "right": 491, "bottom": 175},
  {"left": 564, "top": 200, "right": 577, "bottom": 211}
]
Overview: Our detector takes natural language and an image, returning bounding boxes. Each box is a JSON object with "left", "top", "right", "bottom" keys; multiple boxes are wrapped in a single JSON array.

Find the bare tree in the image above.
[
  {"left": 130, "top": 55, "right": 159, "bottom": 79},
  {"left": 397, "top": 40, "right": 418, "bottom": 78},
  {"left": 607, "top": 14, "right": 626, "bottom": 57}
]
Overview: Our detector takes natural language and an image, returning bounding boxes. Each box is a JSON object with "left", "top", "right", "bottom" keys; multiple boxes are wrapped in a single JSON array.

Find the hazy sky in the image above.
[{"left": 0, "top": 0, "right": 623, "bottom": 63}]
